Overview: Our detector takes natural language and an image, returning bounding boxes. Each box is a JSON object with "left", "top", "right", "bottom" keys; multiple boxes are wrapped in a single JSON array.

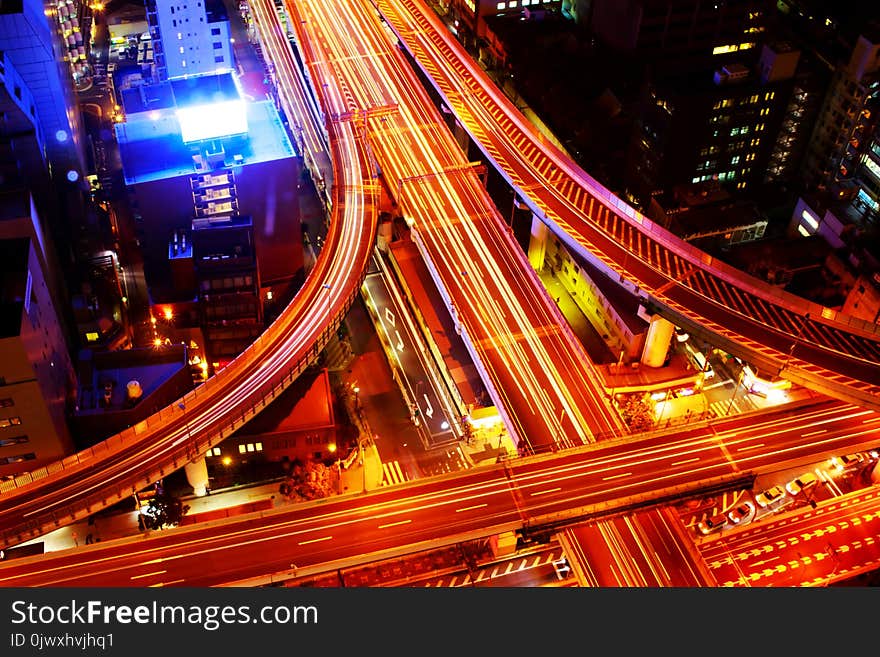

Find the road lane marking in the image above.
[
  {"left": 530, "top": 487, "right": 562, "bottom": 496},
  {"left": 149, "top": 579, "right": 184, "bottom": 587},
  {"left": 737, "top": 443, "right": 763, "bottom": 451},
  {"left": 130, "top": 570, "right": 166, "bottom": 580},
  {"left": 801, "top": 430, "right": 826, "bottom": 437},
  {"left": 671, "top": 457, "right": 700, "bottom": 466},
  {"left": 298, "top": 536, "right": 332, "bottom": 545},
  {"left": 601, "top": 473, "right": 632, "bottom": 481},
  {"left": 455, "top": 503, "right": 488, "bottom": 513},
  {"left": 378, "top": 519, "right": 411, "bottom": 529}
]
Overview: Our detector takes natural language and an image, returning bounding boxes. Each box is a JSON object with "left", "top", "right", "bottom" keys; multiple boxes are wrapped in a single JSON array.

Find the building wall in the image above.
[
  {"left": 626, "top": 68, "right": 794, "bottom": 204},
  {"left": 129, "top": 153, "right": 302, "bottom": 300},
  {"left": 0, "top": 243, "right": 75, "bottom": 475},
  {"left": 148, "top": 0, "right": 234, "bottom": 79},
  {"left": 0, "top": 0, "right": 87, "bottom": 178},
  {"left": 589, "top": 0, "right": 773, "bottom": 72}
]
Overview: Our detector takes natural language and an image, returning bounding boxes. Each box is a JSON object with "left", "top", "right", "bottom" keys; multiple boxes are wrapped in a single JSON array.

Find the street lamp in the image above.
[
  {"left": 778, "top": 312, "right": 810, "bottom": 377},
  {"left": 321, "top": 283, "right": 331, "bottom": 338},
  {"left": 178, "top": 401, "right": 195, "bottom": 461},
  {"left": 328, "top": 442, "right": 342, "bottom": 494}
]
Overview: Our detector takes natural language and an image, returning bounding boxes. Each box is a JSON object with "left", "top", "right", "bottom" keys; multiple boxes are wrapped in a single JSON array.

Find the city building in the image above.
[
  {"left": 626, "top": 42, "right": 807, "bottom": 206},
  {"left": 69, "top": 343, "right": 192, "bottom": 446},
  {"left": 114, "top": 70, "right": 302, "bottom": 365},
  {"left": 0, "top": 236, "right": 76, "bottom": 475},
  {"left": 587, "top": 0, "right": 775, "bottom": 74},
  {"left": 438, "top": 0, "right": 562, "bottom": 48},
  {"left": 802, "top": 31, "right": 880, "bottom": 223},
  {"left": 0, "top": 0, "right": 88, "bottom": 180},
  {"left": 212, "top": 367, "right": 338, "bottom": 467},
  {"left": 191, "top": 214, "right": 262, "bottom": 366},
  {"left": 146, "top": 0, "right": 234, "bottom": 80},
  {"left": 647, "top": 181, "right": 768, "bottom": 253}
]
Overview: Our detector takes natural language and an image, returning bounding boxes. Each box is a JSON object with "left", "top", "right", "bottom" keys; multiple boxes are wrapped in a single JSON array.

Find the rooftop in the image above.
[
  {"left": 169, "top": 72, "right": 239, "bottom": 109},
  {"left": 116, "top": 99, "right": 295, "bottom": 185},
  {"left": 75, "top": 346, "right": 188, "bottom": 415}
]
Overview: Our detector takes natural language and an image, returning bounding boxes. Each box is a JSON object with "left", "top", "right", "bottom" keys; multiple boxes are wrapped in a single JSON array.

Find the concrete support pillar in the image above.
[
  {"left": 185, "top": 457, "right": 209, "bottom": 497},
  {"left": 490, "top": 531, "right": 518, "bottom": 558},
  {"left": 641, "top": 315, "right": 675, "bottom": 368},
  {"left": 527, "top": 213, "right": 548, "bottom": 271}
]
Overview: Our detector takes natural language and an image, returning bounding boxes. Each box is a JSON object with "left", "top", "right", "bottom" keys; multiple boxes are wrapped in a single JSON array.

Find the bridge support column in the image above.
[
  {"left": 185, "top": 457, "right": 209, "bottom": 497},
  {"left": 641, "top": 315, "right": 675, "bottom": 368},
  {"left": 527, "top": 214, "right": 548, "bottom": 271}
]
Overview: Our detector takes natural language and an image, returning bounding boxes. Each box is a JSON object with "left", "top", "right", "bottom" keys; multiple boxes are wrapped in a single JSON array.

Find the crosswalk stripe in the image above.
[{"left": 382, "top": 461, "right": 408, "bottom": 486}]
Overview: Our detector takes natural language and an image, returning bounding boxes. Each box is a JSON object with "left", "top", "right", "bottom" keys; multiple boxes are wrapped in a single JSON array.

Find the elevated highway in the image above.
[
  {"left": 2, "top": 398, "right": 879, "bottom": 586},
  {"left": 373, "top": 0, "right": 880, "bottom": 411},
  {"left": 287, "top": 0, "right": 625, "bottom": 450},
  {"left": 0, "top": 0, "right": 379, "bottom": 549}
]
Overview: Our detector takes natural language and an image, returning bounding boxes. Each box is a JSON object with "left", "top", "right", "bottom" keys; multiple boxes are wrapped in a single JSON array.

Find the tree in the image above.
[
  {"left": 141, "top": 491, "right": 189, "bottom": 530},
  {"left": 618, "top": 393, "right": 655, "bottom": 433}
]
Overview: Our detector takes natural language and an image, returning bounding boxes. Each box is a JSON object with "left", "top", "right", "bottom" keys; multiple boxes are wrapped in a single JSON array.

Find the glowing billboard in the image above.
[{"left": 176, "top": 99, "right": 247, "bottom": 143}]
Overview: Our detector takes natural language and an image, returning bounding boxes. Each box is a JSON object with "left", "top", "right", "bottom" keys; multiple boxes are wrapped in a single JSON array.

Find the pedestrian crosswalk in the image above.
[
  {"left": 708, "top": 398, "right": 747, "bottom": 418},
  {"left": 381, "top": 460, "right": 408, "bottom": 486}
]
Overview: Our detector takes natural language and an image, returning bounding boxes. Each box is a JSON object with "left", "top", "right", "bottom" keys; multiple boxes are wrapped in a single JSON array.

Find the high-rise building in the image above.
[
  {"left": 146, "top": 0, "right": 235, "bottom": 80},
  {"left": 802, "top": 31, "right": 880, "bottom": 221},
  {"left": 625, "top": 42, "right": 805, "bottom": 205},
  {"left": 0, "top": 0, "right": 88, "bottom": 182},
  {"left": 588, "top": 0, "right": 775, "bottom": 74},
  {"left": 115, "top": 70, "right": 301, "bottom": 308},
  {"left": 191, "top": 214, "right": 262, "bottom": 365},
  {"left": 0, "top": 234, "right": 76, "bottom": 476}
]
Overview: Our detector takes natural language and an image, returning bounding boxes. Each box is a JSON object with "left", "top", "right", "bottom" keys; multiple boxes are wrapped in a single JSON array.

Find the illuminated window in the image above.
[
  {"left": 800, "top": 211, "right": 819, "bottom": 229},
  {"left": 496, "top": 1, "right": 504, "bottom": 8},
  {"left": 256, "top": 443, "right": 263, "bottom": 451},
  {"left": 731, "top": 155, "right": 740, "bottom": 165},
  {"left": 238, "top": 444, "right": 246, "bottom": 454},
  {"left": 85, "top": 332, "right": 99, "bottom": 342},
  {"left": 507, "top": 0, "right": 516, "bottom": 6},
  {"left": 0, "top": 453, "right": 35, "bottom": 465},
  {"left": 0, "top": 435, "right": 28, "bottom": 447},
  {"left": 210, "top": 447, "right": 221, "bottom": 456},
  {"left": 179, "top": 46, "right": 184, "bottom": 54},
  {"left": 177, "top": 32, "right": 182, "bottom": 39},
  {"left": 246, "top": 443, "right": 255, "bottom": 452},
  {"left": 0, "top": 417, "right": 22, "bottom": 428}
]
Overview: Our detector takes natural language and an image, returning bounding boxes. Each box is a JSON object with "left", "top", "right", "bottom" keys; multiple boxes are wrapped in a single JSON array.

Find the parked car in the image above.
[
  {"left": 697, "top": 513, "right": 728, "bottom": 535},
  {"left": 786, "top": 472, "right": 818, "bottom": 497},
  {"left": 831, "top": 453, "right": 864, "bottom": 471},
  {"left": 728, "top": 501, "right": 754, "bottom": 524},
  {"left": 755, "top": 485, "right": 785, "bottom": 508}
]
